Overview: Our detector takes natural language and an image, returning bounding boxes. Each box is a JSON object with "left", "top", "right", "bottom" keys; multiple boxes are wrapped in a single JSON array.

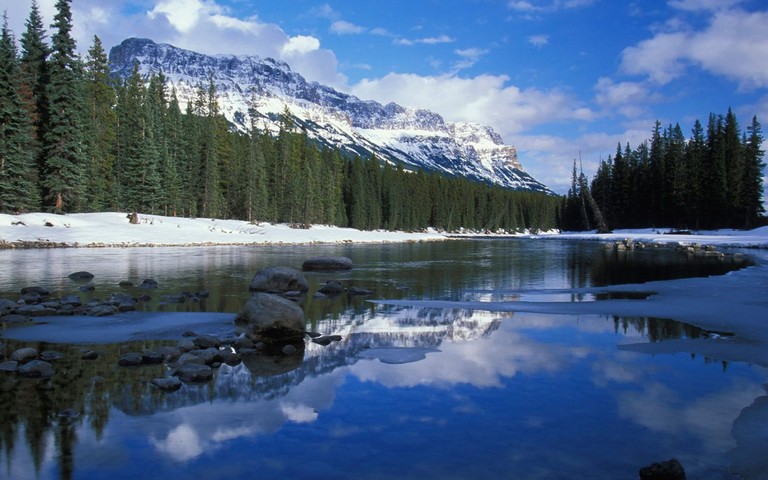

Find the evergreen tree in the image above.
[
  {"left": 18, "top": 0, "right": 49, "bottom": 181},
  {"left": 0, "top": 15, "right": 40, "bottom": 212},
  {"left": 82, "top": 35, "right": 117, "bottom": 210},
  {"left": 740, "top": 116, "right": 765, "bottom": 228},
  {"left": 42, "top": 0, "right": 85, "bottom": 211}
]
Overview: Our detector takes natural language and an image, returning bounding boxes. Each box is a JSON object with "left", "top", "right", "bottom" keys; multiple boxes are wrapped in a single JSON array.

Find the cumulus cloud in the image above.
[
  {"left": 508, "top": 0, "right": 597, "bottom": 14},
  {"left": 621, "top": 8, "right": 768, "bottom": 89},
  {"left": 594, "top": 77, "right": 663, "bottom": 118},
  {"left": 350, "top": 72, "right": 594, "bottom": 141},
  {"left": 452, "top": 48, "right": 489, "bottom": 71},
  {"left": 668, "top": 0, "right": 744, "bottom": 12}
]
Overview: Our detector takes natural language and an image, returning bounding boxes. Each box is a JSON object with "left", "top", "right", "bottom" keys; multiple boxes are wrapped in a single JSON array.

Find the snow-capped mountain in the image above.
[{"left": 109, "top": 38, "right": 552, "bottom": 193}]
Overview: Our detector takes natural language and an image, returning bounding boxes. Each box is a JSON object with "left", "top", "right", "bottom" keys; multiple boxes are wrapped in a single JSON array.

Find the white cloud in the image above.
[
  {"left": 281, "top": 35, "right": 320, "bottom": 56},
  {"left": 452, "top": 48, "right": 489, "bottom": 70},
  {"left": 350, "top": 72, "right": 594, "bottom": 143},
  {"left": 593, "top": 77, "right": 663, "bottom": 118},
  {"left": 668, "top": 0, "right": 743, "bottom": 12},
  {"left": 148, "top": 0, "right": 209, "bottom": 33},
  {"left": 395, "top": 34, "right": 455, "bottom": 46},
  {"left": 508, "top": 0, "right": 597, "bottom": 14},
  {"left": 528, "top": 34, "right": 549, "bottom": 47},
  {"left": 621, "top": 8, "right": 768, "bottom": 89},
  {"left": 330, "top": 20, "right": 365, "bottom": 35}
]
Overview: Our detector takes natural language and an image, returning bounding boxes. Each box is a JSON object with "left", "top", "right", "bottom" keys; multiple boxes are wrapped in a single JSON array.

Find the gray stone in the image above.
[
  {"left": 81, "top": 350, "right": 99, "bottom": 360},
  {"left": 68, "top": 271, "right": 94, "bottom": 281},
  {"left": 19, "top": 292, "right": 42, "bottom": 304},
  {"left": 177, "top": 339, "right": 196, "bottom": 352},
  {"left": 190, "top": 347, "right": 223, "bottom": 365},
  {"left": 141, "top": 350, "right": 165, "bottom": 364},
  {"left": 318, "top": 280, "right": 344, "bottom": 295},
  {"left": 18, "top": 360, "right": 54, "bottom": 378},
  {"left": 193, "top": 335, "right": 220, "bottom": 349},
  {"left": 150, "top": 377, "right": 183, "bottom": 391},
  {"left": 174, "top": 364, "right": 213, "bottom": 382},
  {"left": 139, "top": 278, "right": 159, "bottom": 289},
  {"left": 0, "top": 361, "right": 18, "bottom": 372},
  {"left": 20, "top": 286, "right": 50, "bottom": 296},
  {"left": 40, "top": 351, "right": 64, "bottom": 362},
  {"left": 0, "top": 298, "right": 17, "bottom": 315},
  {"left": 11, "top": 347, "right": 38, "bottom": 363},
  {"left": 347, "top": 286, "right": 374, "bottom": 296},
  {"left": 302, "top": 256, "right": 353, "bottom": 271},
  {"left": 61, "top": 294, "right": 82, "bottom": 307},
  {"left": 248, "top": 267, "right": 309, "bottom": 293},
  {"left": 177, "top": 353, "right": 206, "bottom": 366},
  {"left": 86, "top": 305, "right": 116, "bottom": 317},
  {"left": 235, "top": 292, "right": 306, "bottom": 342},
  {"left": 118, "top": 352, "right": 144, "bottom": 366},
  {"left": 282, "top": 344, "right": 297, "bottom": 355}
]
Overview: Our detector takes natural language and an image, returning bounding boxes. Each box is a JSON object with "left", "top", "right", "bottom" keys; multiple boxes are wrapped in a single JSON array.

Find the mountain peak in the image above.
[{"left": 108, "top": 38, "right": 552, "bottom": 193}]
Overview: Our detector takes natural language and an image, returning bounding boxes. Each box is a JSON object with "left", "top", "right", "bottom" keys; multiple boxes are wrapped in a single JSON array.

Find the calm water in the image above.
[{"left": 0, "top": 239, "right": 764, "bottom": 480}]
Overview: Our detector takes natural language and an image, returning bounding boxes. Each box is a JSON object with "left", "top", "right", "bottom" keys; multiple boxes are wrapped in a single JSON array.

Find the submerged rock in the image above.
[
  {"left": 174, "top": 364, "right": 213, "bottom": 382},
  {"left": 302, "top": 256, "right": 353, "bottom": 271},
  {"left": 117, "top": 352, "right": 144, "bottom": 367},
  {"left": 318, "top": 281, "right": 344, "bottom": 296},
  {"left": 150, "top": 377, "right": 183, "bottom": 391}
]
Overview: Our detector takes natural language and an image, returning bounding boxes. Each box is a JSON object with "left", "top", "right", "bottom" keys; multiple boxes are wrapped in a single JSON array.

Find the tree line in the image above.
[
  {"left": 0, "top": 0, "right": 560, "bottom": 232},
  {"left": 562, "top": 111, "right": 765, "bottom": 231}
]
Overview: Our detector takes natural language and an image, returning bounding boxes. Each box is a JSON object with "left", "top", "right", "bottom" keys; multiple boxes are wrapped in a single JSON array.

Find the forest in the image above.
[
  {"left": 562, "top": 112, "right": 765, "bottom": 232},
  {"left": 0, "top": 1, "right": 560, "bottom": 234}
]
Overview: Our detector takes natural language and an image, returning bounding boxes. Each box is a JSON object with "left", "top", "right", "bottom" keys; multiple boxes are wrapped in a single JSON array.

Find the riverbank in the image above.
[{"left": 4, "top": 211, "right": 768, "bottom": 249}]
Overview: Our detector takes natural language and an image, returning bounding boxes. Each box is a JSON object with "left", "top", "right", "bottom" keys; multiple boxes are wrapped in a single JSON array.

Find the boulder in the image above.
[
  {"left": 302, "top": 256, "right": 353, "bottom": 271},
  {"left": 347, "top": 286, "right": 374, "bottom": 296},
  {"left": 0, "top": 298, "right": 16, "bottom": 315},
  {"left": 193, "top": 335, "right": 220, "bottom": 349},
  {"left": 40, "top": 351, "right": 64, "bottom": 362},
  {"left": 139, "top": 278, "right": 159, "bottom": 289},
  {"left": 118, "top": 352, "right": 144, "bottom": 367},
  {"left": 61, "top": 294, "right": 82, "bottom": 307},
  {"left": 639, "top": 459, "right": 686, "bottom": 480},
  {"left": 18, "top": 360, "right": 54, "bottom": 378},
  {"left": 20, "top": 286, "right": 50, "bottom": 296},
  {"left": 248, "top": 267, "right": 309, "bottom": 293},
  {"left": 150, "top": 377, "right": 183, "bottom": 391},
  {"left": 174, "top": 364, "right": 213, "bottom": 382},
  {"left": 236, "top": 292, "right": 306, "bottom": 342},
  {"left": 0, "top": 361, "right": 19, "bottom": 372},
  {"left": 318, "top": 281, "right": 344, "bottom": 296},
  {"left": 11, "top": 347, "right": 38, "bottom": 364},
  {"left": 68, "top": 271, "right": 94, "bottom": 281}
]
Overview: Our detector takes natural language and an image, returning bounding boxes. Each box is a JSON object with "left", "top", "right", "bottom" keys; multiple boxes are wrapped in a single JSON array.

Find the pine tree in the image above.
[
  {"left": 0, "top": 15, "right": 40, "bottom": 212},
  {"left": 83, "top": 35, "right": 117, "bottom": 210},
  {"left": 18, "top": 0, "right": 49, "bottom": 182},
  {"left": 42, "top": 0, "right": 85, "bottom": 211},
  {"left": 740, "top": 116, "right": 765, "bottom": 228}
]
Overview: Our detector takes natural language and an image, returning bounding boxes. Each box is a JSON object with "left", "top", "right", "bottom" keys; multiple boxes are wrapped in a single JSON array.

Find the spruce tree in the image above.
[
  {"left": 740, "top": 116, "right": 765, "bottom": 228},
  {"left": 19, "top": 0, "right": 49, "bottom": 181},
  {"left": 83, "top": 35, "right": 117, "bottom": 210},
  {"left": 0, "top": 15, "right": 40, "bottom": 212},
  {"left": 42, "top": 0, "right": 85, "bottom": 212}
]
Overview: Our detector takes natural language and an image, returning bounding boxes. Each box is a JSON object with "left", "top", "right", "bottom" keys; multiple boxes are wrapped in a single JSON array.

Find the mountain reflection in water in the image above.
[{"left": 0, "top": 239, "right": 763, "bottom": 480}]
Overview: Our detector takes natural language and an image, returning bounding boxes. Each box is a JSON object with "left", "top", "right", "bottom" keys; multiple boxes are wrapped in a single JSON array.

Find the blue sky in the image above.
[{"left": 5, "top": 0, "right": 768, "bottom": 194}]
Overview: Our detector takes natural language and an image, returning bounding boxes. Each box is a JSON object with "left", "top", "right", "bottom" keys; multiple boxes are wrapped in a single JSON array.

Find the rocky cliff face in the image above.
[{"left": 109, "top": 38, "right": 552, "bottom": 193}]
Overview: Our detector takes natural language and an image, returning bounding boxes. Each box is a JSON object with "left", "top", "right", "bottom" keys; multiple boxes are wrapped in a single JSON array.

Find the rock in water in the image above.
[
  {"left": 68, "top": 271, "right": 94, "bottom": 281},
  {"left": 248, "top": 267, "right": 309, "bottom": 293},
  {"left": 235, "top": 292, "right": 305, "bottom": 342},
  {"left": 639, "top": 459, "right": 686, "bottom": 480},
  {"left": 302, "top": 256, "right": 353, "bottom": 271}
]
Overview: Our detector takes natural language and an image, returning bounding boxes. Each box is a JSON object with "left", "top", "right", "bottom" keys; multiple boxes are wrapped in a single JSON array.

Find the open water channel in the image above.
[{"left": 0, "top": 239, "right": 763, "bottom": 479}]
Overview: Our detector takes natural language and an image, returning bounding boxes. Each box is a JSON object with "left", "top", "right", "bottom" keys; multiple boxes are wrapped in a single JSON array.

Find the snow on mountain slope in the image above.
[{"left": 109, "top": 38, "right": 553, "bottom": 193}]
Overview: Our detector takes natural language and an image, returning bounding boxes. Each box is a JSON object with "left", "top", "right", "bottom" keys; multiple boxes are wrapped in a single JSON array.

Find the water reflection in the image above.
[{"left": 2, "top": 305, "right": 766, "bottom": 479}]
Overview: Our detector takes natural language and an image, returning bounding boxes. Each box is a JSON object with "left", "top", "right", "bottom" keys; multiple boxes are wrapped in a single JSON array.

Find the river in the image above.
[{"left": 0, "top": 239, "right": 763, "bottom": 479}]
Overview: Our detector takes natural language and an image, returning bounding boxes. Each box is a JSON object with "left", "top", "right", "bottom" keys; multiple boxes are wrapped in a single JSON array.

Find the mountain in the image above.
[{"left": 109, "top": 38, "right": 552, "bottom": 193}]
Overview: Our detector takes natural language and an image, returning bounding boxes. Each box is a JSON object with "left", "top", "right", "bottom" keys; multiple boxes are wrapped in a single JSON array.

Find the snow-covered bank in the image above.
[
  {"left": 0, "top": 212, "right": 447, "bottom": 247},
  {"left": 4, "top": 211, "right": 768, "bottom": 249},
  {"left": 551, "top": 227, "right": 768, "bottom": 249}
]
